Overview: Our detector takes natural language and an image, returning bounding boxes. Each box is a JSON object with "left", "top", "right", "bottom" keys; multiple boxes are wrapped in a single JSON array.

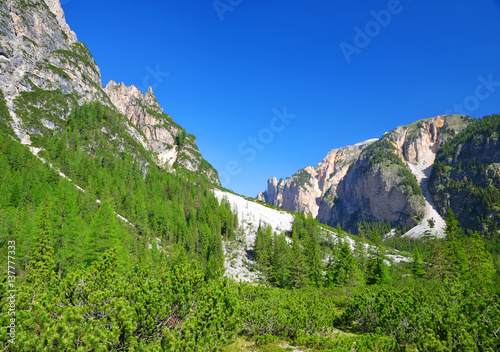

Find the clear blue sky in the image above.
[{"left": 61, "top": 0, "right": 500, "bottom": 197}]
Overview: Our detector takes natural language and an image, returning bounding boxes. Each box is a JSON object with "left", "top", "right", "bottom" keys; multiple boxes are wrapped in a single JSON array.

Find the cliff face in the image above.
[
  {"left": 319, "top": 115, "right": 469, "bottom": 233},
  {"left": 0, "top": 0, "right": 107, "bottom": 107},
  {"left": 260, "top": 115, "right": 470, "bottom": 235},
  {"left": 0, "top": 0, "right": 219, "bottom": 184},
  {"left": 258, "top": 140, "right": 376, "bottom": 217}
]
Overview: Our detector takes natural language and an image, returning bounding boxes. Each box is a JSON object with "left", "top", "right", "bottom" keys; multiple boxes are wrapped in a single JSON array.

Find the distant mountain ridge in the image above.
[{"left": 259, "top": 115, "right": 472, "bottom": 237}]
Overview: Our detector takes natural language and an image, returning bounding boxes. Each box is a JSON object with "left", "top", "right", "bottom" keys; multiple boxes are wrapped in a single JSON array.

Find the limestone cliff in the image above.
[
  {"left": 0, "top": 0, "right": 108, "bottom": 109},
  {"left": 258, "top": 140, "right": 376, "bottom": 217},
  {"left": 104, "top": 80, "right": 219, "bottom": 184},
  {"left": 259, "top": 115, "right": 470, "bottom": 236},
  {"left": 319, "top": 115, "right": 469, "bottom": 233},
  {"left": 0, "top": 0, "right": 219, "bottom": 184}
]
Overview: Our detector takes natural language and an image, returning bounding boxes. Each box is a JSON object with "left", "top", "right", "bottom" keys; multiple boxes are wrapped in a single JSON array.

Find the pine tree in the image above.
[
  {"left": 445, "top": 209, "right": 469, "bottom": 278},
  {"left": 304, "top": 223, "right": 323, "bottom": 287},
  {"left": 254, "top": 224, "right": 273, "bottom": 279},
  {"left": 29, "top": 197, "right": 56, "bottom": 281},
  {"left": 463, "top": 231, "right": 494, "bottom": 286},
  {"left": 366, "top": 229, "right": 389, "bottom": 285},
  {"left": 52, "top": 181, "right": 84, "bottom": 277},
  {"left": 411, "top": 248, "right": 426, "bottom": 278},
  {"left": 289, "top": 229, "right": 308, "bottom": 288},
  {"left": 85, "top": 200, "right": 121, "bottom": 265},
  {"left": 270, "top": 233, "right": 290, "bottom": 288},
  {"left": 426, "top": 234, "right": 453, "bottom": 281},
  {"left": 334, "top": 236, "right": 363, "bottom": 286}
]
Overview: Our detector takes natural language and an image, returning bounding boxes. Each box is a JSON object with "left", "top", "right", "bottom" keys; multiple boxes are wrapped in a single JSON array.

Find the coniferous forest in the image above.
[{"left": 0, "top": 100, "right": 499, "bottom": 351}]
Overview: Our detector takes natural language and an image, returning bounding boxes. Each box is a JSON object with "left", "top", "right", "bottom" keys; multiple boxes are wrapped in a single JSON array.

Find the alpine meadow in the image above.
[{"left": 1, "top": 1, "right": 500, "bottom": 351}]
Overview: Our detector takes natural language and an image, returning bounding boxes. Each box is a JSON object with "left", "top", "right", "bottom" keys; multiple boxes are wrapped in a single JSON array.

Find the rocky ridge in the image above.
[
  {"left": 260, "top": 115, "right": 470, "bottom": 237},
  {"left": 429, "top": 115, "right": 500, "bottom": 234},
  {"left": 0, "top": 0, "right": 219, "bottom": 184},
  {"left": 258, "top": 139, "right": 377, "bottom": 217}
]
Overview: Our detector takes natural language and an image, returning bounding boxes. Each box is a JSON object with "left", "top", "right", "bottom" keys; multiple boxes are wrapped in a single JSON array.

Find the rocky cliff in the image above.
[
  {"left": 0, "top": 0, "right": 219, "bottom": 184},
  {"left": 259, "top": 115, "right": 470, "bottom": 236},
  {"left": 104, "top": 81, "right": 220, "bottom": 184},
  {"left": 257, "top": 139, "right": 376, "bottom": 217}
]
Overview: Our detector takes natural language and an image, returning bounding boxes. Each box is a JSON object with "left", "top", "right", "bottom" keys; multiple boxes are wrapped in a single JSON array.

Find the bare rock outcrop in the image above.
[{"left": 258, "top": 139, "right": 376, "bottom": 217}]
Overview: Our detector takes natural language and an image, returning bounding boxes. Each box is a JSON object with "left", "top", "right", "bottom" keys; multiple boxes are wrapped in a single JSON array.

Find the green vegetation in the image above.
[
  {"left": 47, "top": 63, "right": 71, "bottom": 80},
  {"left": 14, "top": 84, "right": 77, "bottom": 135},
  {"left": 0, "top": 90, "right": 15, "bottom": 137},
  {"left": 0, "top": 82, "right": 499, "bottom": 351},
  {"left": 291, "top": 169, "right": 313, "bottom": 189}
]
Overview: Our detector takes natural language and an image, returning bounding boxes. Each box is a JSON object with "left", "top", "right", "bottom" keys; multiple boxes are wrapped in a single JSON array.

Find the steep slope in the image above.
[
  {"left": 319, "top": 115, "right": 469, "bottom": 234},
  {"left": 259, "top": 115, "right": 470, "bottom": 236},
  {"left": 257, "top": 139, "right": 377, "bottom": 217},
  {"left": 104, "top": 81, "right": 220, "bottom": 184},
  {"left": 0, "top": 0, "right": 218, "bottom": 184},
  {"left": 215, "top": 189, "right": 410, "bottom": 282},
  {"left": 429, "top": 114, "right": 500, "bottom": 237}
]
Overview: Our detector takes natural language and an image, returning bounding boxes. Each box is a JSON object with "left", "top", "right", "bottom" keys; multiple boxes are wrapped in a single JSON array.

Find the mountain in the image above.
[
  {"left": 257, "top": 139, "right": 377, "bottom": 217},
  {"left": 0, "top": 0, "right": 219, "bottom": 184},
  {"left": 259, "top": 115, "right": 471, "bottom": 236}
]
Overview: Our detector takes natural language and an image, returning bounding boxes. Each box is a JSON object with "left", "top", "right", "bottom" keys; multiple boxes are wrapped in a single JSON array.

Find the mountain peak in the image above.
[{"left": 44, "top": 0, "right": 77, "bottom": 44}]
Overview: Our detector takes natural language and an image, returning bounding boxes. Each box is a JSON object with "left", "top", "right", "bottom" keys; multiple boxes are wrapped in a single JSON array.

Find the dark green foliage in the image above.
[
  {"left": 175, "top": 129, "right": 187, "bottom": 146},
  {"left": 366, "top": 230, "right": 390, "bottom": 285},
  {"left": 326, "top": 234, "right": 363, "bottom": 287},
  {"left": 357, "top": 220, "right": 391, "bottom": 239},
  {"left": 397, "top": 166, "right": 422, "bottom": 196},
  {"left": 411, "top": 248, "right": 425, "bottom": 278},
  {"left": 291, "top": 169, "right": 313, "bottom": 189},
  {"left": 0, "top": 250, "right": 240, "bottom": 351},
  {"left": 238, "top": 285, "right": 342, "bottom": 340},
  {"left": 340, "top": 282, "right": 500, "bottom": 351}
]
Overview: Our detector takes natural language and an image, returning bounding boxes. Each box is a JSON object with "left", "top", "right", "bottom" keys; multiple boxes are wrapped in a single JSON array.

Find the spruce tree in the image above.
[
  {"left": 85, "top": 200, "right": 121, "bottom": 265},
  {"left": 29, "top": 197, "right": 56, "bottom": 281},
  {"left": 463, "top": 231, "right": 494, "bottom": 286},
  {"left": 411, "top": 248, "right": 426, "bottom": 278},
  {"left": 334, "top": 236, "right": 363, "bottom": 286},
  {"left": 289, "top": 228, "right": 308, "bottom": 288},
  {"left": 366, "top": 229, "right": 389, "bottom": 285},
  {"left": 304, "top": 224, "right": 323, "bottom": 287},
  {"left": 270, "top": 233, "right": 290, "bottom": 288}
]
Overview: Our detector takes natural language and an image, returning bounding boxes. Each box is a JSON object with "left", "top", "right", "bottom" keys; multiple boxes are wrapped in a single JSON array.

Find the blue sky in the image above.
[{"left": 62, "top": 0, "right": 500, "bottom": 197}]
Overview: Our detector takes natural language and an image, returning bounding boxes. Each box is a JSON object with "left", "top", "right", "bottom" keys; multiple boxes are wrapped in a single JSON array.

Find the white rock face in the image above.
[
  {"left": 44, "top": 0, "right": 78, "bottom": 44},
  {"left": 214, "top": 189, "right": 294, "bottom": 237},
  {"left": 0, "top": 0, "right": 104, "bottom": 102},
  {"left": 402, "top": 117, "right": 448, "bottom": 238}
]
